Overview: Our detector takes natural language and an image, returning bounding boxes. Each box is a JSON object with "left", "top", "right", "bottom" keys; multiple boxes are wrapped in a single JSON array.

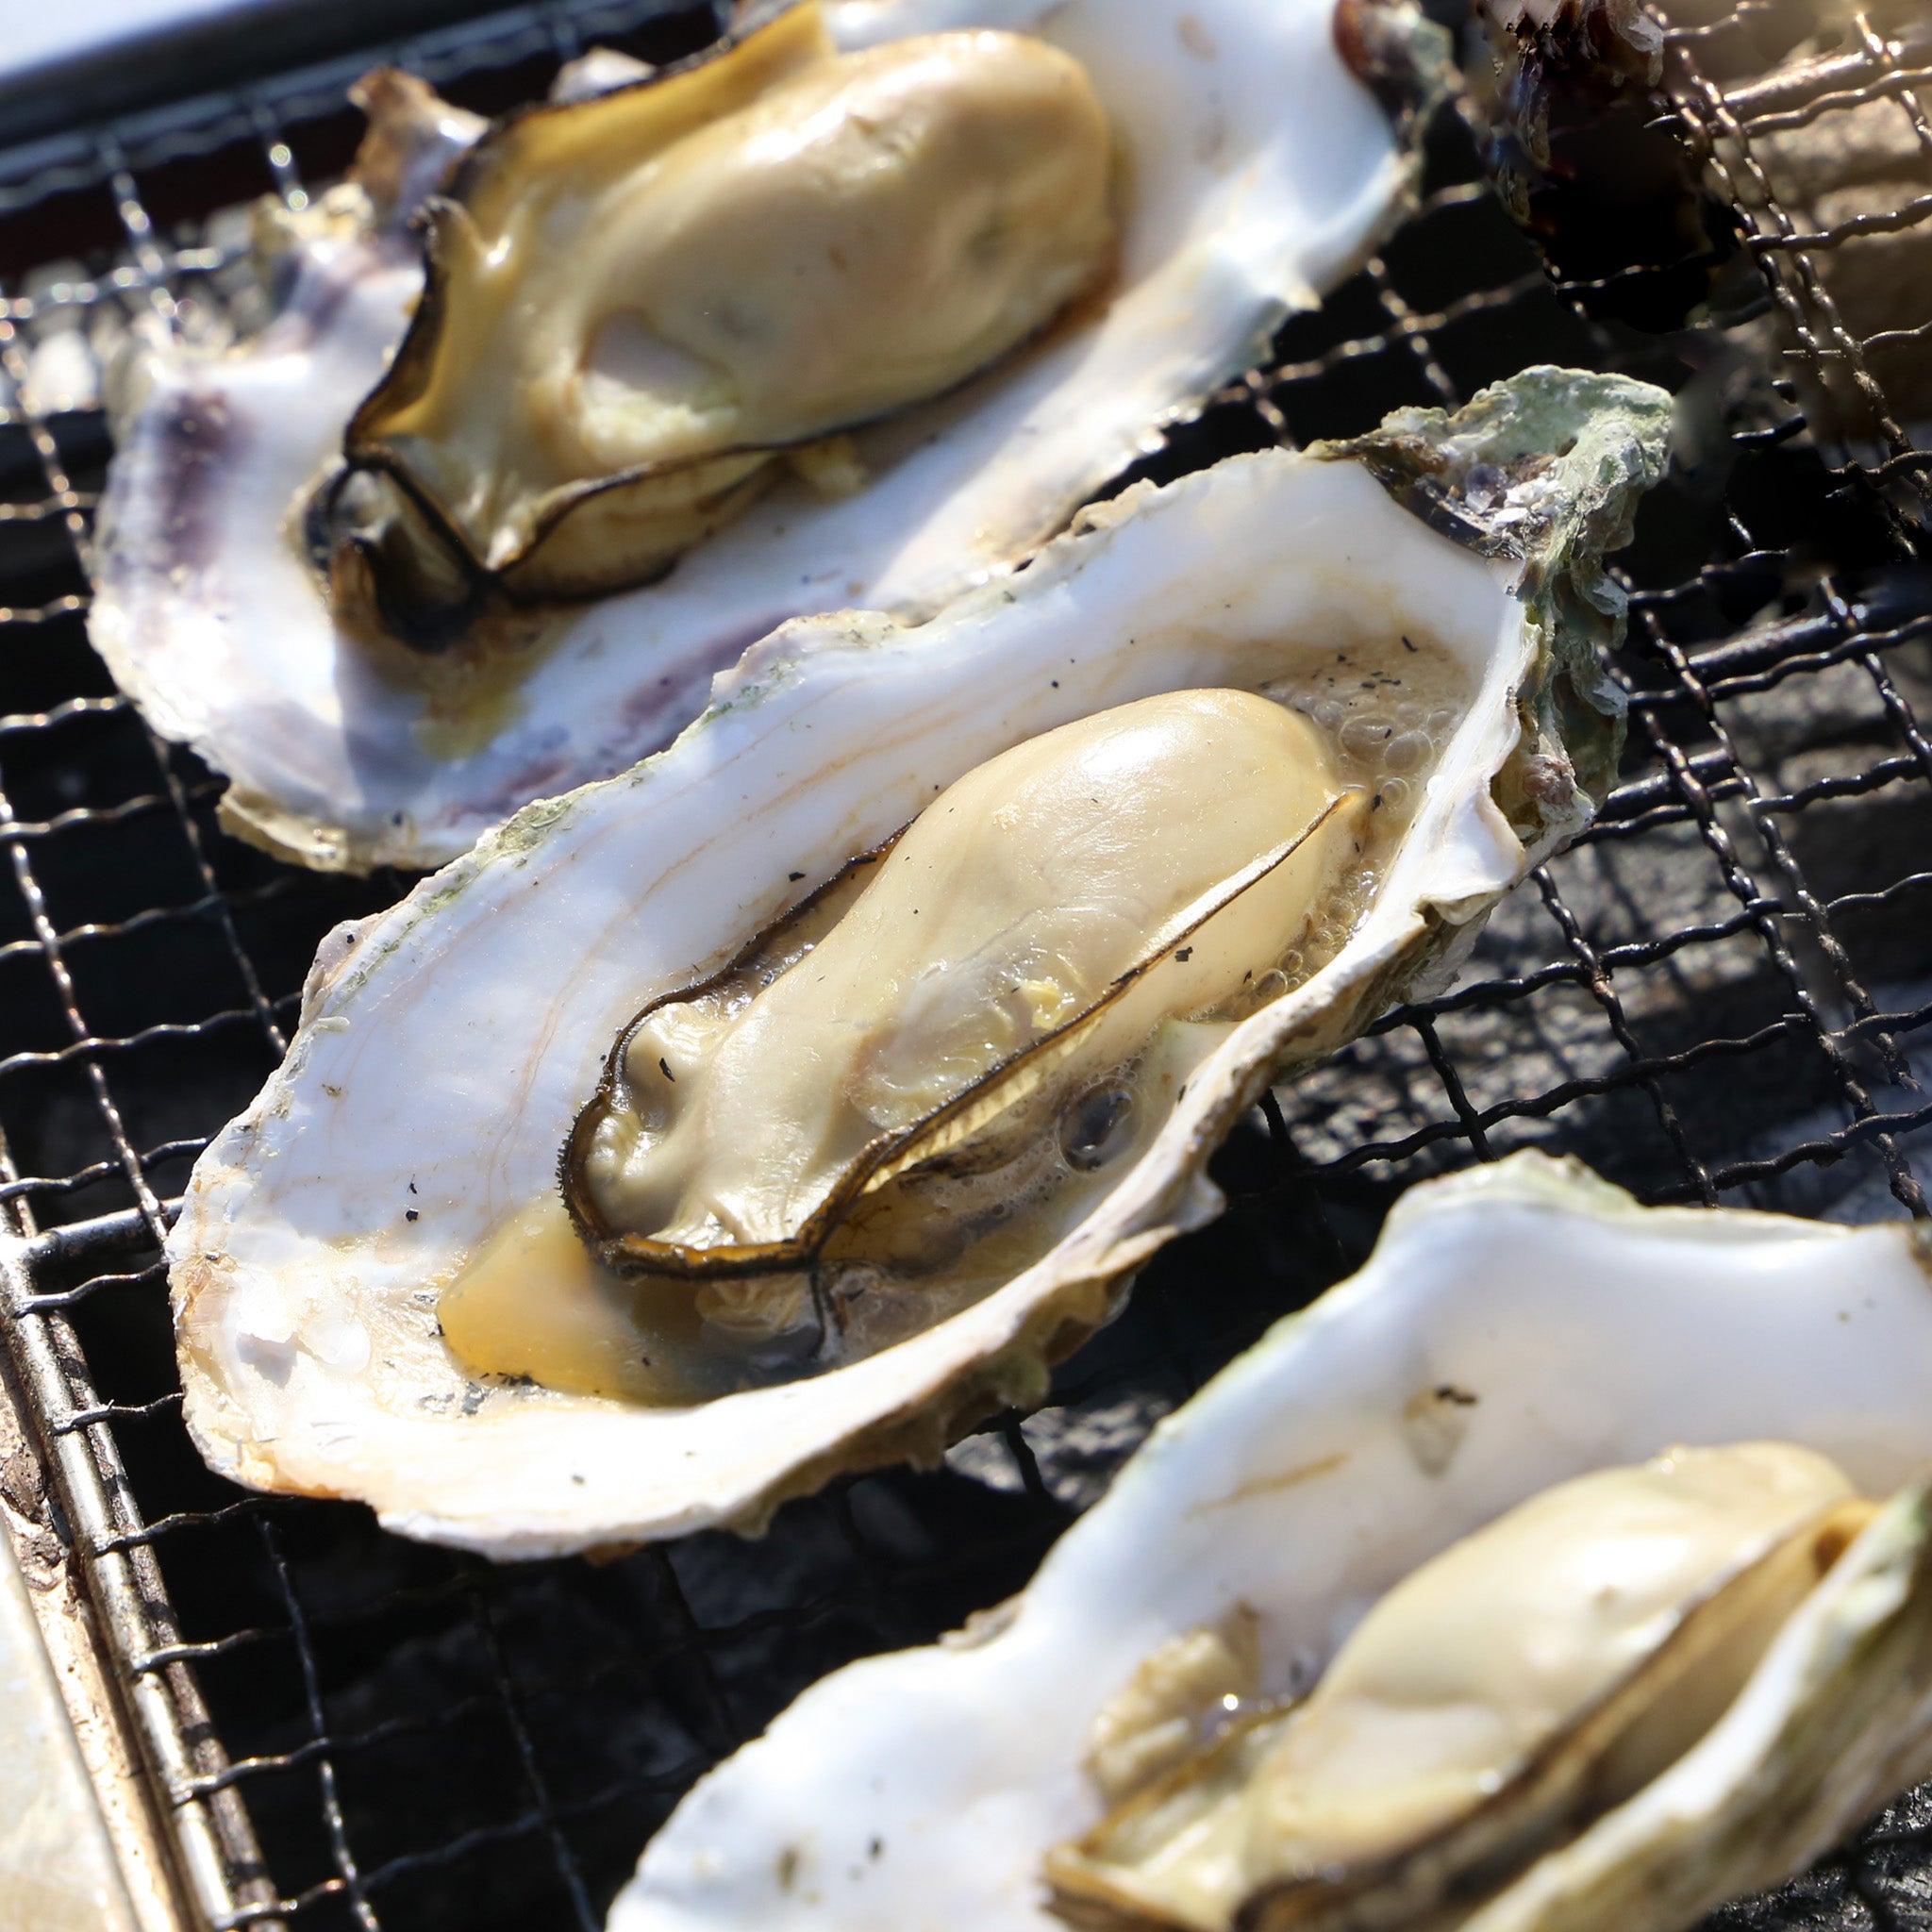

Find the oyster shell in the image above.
[
  {"left": 92, "top": 67, "right": 491, "bottom": 873},
  {"left": 608, "top": 1152, "right": 1932, "bottom": 1932},
  {"left": 94, "top": 0, "right": 1446, "bottom": 874},
  {"left": 166, "top": 369, "right": 1666, "bottom": 1557}
]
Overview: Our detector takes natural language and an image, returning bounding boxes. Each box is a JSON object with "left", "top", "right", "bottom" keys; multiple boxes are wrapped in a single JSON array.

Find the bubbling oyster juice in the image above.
[{"left": 440, "top": 675, "right": 1467, "bottom": 1405}]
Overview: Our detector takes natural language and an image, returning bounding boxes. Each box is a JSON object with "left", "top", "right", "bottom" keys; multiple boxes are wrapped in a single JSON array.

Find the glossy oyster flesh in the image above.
[
  {"left": 1048, "top": 1442, "right": 1874, "bottom": 1931},
  {"left": 165, "top": 370, "right": 1666, "bottom": 1556},
  {"left": 610, "top": 1152, "right": 1932, "bottom": 1932},
  {"left": 337, "top": 7, "right": 1116, "bottom": 620},
  {"left": 560, "top": 691, "right": 1366, "bottom": 1293},
  {"left": 93, "top": 0, "right": 1445, "bottom": 873}
]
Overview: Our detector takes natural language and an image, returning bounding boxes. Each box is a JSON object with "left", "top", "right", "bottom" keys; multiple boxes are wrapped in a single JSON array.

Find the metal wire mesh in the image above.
[
  {"left": 1, "top": 2, "right": 1930, "bottom": 1928},
  {"left": 1661, "top": 0, "right": 1932, "bottom": 543}
]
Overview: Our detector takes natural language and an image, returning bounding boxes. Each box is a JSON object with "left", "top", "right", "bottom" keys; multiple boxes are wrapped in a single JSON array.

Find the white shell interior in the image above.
[
  {"left": 94, "top": 0, "right": 1408, "bottom": 871},
  {"left": 608, "top": 1153, "right": 1932, "bottom": 1932},
  {"left": 169, "top": 446, "right": 1543, "bottom": 1557}
]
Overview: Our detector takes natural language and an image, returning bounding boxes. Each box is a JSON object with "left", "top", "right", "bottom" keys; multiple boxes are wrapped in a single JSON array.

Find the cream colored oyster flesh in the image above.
[
  {"left": 448, "top": 691, "right": 1364, "bottom": 1404},
  {"left": 1047, "top": 1443, "right": 1871, "bottom": 1932},
  {"left": 608, "top": 1152, "right": 1932, "bottom": 1932},
  {"left": 572, "top": 691, "right": 1364, "bottom": 1274},
  {"left": 343, "top": 7, "right": 1116, "bottom": 608}
]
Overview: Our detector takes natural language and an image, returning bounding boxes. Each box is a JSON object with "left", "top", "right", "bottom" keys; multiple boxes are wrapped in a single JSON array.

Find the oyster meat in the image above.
[
  {"left": 444, "top": 688, "right": 1371, "bottom": 1403},
  {"left": 166, "top": 371, "right": 1666, "bottom": 1557},
  {"left": 1048, "top": 1442, "right": 1874, "bottom": 1930},
  {"left": 337, "top": 8, "right": 1116, "bottom": 619},
  {"left": 95, "top": 0, "right": 1445, "bottom": 873},
  {"left": 609, "top": 1153, "right": 1932, "bottom": 1932},
  {"left": 553, "top": 692, "right": 1365, "bottom": 1327}
]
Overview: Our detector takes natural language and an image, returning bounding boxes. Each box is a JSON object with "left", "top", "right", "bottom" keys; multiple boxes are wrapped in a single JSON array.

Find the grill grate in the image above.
[{"left": 1, "top": 3, "right": 1931, "bottom": 1929}]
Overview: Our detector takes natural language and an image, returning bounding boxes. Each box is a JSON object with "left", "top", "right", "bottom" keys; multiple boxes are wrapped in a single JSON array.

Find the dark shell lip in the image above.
[
  {"left": 326, "top": 407, "right": 773, "bottom": 644},
  {"left": 558, "top": 792, "right": 1364, "bottom": 1282}
]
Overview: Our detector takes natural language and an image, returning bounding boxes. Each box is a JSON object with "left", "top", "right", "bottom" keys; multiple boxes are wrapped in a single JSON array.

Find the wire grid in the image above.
[
  {"left": 0, "top": 4, "right": 1930, "bottom": 1929},
  {"left": 1661, "top": 0, "right": 1932, "bottom": 527}
]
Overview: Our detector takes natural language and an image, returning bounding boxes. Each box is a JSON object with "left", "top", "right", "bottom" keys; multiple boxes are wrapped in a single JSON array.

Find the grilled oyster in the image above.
[
  {"left": 1047, "top": 1442, "right": 1874, "bottom": 1931},
  {"left": 1475, "top": 0, "right": 1932, "bottom": 439},
  {"left": 95, "top": 0, "right": 1447, "bottom": 874},
  {"left": 166, "top": 370, "right": 1666, "bottom": 1557},
  {"left": 610, "top": 1153, "right": 1932, "bottom": 1932},
  {"left": 334, "top": 8, "right": 1116, "bottom": 624},
  {"left": 552, "top": 691, "right": 1368, "bottom": 1336}
]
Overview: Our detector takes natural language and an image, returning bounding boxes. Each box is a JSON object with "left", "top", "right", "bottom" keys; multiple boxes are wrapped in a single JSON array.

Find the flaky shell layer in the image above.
[
  {"left": 610, "top": 1151, "right": 1932, "bottom": 1932},
  {"left": 166, "top": 371, "right": 1665, "bottom": 1558}
]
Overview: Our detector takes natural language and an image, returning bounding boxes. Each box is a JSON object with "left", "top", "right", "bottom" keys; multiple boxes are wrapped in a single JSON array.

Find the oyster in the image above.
[
  {"left": 1472, "top": 0, "right": 1752, "bottom": 333},
  {"left": 94, "top": 0, "right": 1447, "bottom": 874},
  {"left": 608, "top": 1152, "right": 1932, "bottom": 1932},
  {"left": 1475, "top": 0, "right": 1932, "bottom": 434},
  {"left": 1046, "top": 1442, "right": 1874, "bottom": 1930},
  {"left": 92, "top": 66, "right": 491, "bottom": 872},
  {"left": 166, "top": 370, "right": 1666, "bottom": 1557},
  {"left": 336, "top": 8, "right": 1116, "bottom": 620},
  {"left": 555, "top": 691, "right": 1368, "bottom": 1321}
]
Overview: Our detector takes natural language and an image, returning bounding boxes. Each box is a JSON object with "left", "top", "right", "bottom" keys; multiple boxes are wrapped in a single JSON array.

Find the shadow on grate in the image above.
[{"left": 1, "top": 2, "right": 1930, "bottom": 1929}]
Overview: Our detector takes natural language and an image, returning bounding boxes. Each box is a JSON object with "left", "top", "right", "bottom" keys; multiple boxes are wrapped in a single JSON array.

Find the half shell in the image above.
[
  {"left": 609, "top": 1150, "right": 1932, "bottom": 1932},
  {"left": 166, "top": 369, "right": 1666, "bottom": 1557},
  {"left": 93, "top": 0, "right": 1444, "bottom": 873}
]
